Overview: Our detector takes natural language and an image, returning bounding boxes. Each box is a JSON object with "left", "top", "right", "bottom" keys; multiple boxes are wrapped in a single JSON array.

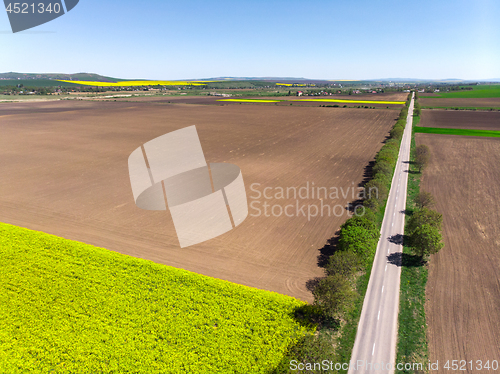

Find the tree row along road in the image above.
[{"left": 348, "top": 93, "right": 415, "bottom": 374}]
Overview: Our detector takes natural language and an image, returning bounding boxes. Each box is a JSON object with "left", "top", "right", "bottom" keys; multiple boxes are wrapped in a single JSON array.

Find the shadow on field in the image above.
[
  {"left": 359, "top": 160, "right": 375, "bottom": 188},
  {"left": 316, "top": 232, "right": 340, "bottom": 268},
  {"left": 387, "top": 252, "right": 426, "bottom": 267},
  {"left": 404, "top": 169, "right": 420, "bottom": 174}
]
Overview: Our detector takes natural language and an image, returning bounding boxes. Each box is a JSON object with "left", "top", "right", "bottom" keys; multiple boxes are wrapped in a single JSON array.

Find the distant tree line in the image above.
[
  {"left": 413, "top": 101, "right": 421, "bottom": 117},
  {"left": 363, "top": 99, "right": 410, "bottom": 212},
  {"left": 315, "top": 94, "right": 412, "bottom": 318},
  {"left": 274, "top": 95, "right": 417, "bottom": 371}
]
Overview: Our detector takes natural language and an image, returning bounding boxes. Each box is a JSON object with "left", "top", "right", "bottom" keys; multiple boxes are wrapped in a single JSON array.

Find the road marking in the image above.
[
  {"left": 378, "top": 310, "right": 380, "bottom": 320},
  {"left": 372, "top": 343, "right": 375, "bottom": 355},
  {"left": 382, "top": 286, "right": 384, "bottom": 293},
  {"left": 392, "top": 222, "right": 394, "bottom": 227},
  {"left": 385, "top": 264, "right": 387, "bottom": 271}
]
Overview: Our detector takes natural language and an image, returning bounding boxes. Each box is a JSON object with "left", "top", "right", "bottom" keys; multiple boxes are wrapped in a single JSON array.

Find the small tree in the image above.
[
  {"left": 313, "top": 274, "right": 357, "bottom": 321},
  {"left": 415, "top": 144, "right": 430, "bottom": 158},
  {"left": 413, "top": 102, "right": 421, "bottom": 117},
  {"left": 415, "top": 144, "right": 431, "bottom": 172},
  {"left": 410, "top": 223, "right": 444, "bottom": 260},
  {"left": 390, "top": 125, "right": 404, "bottom": 140},
  {"left": 325, "top": 251, "right": 362, "bottom": 278},
  {"left": 407, "top": 208, "right": 442, "bottom": 234},
  {"left": 340, "top": 215, "right": 378, "bottom": 233},
  {"left": 364, "top": 178, "right": 388, "bottom": 202},
  {"left": 376, "top": 147, "right": 398, "bottom": 165},
  {"left": 416, "top": 191, "right": 435, "bottom": 209},
  {"left": 363, "top": 197, "right": 379, "bottom": 212},
  {"left": 337, "top": 225, "right": 379, "bottom": 264},
  {"left": 373, "top": 161, "right": 393, "bottom": 179},
  {"left": 398, "top": 107, "right": 408, "bottom": 121}
]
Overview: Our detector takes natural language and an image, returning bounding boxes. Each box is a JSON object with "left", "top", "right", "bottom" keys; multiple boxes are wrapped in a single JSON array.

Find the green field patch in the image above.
[
  {"left": 429, "top": 85, "right": 500, "bottom": 98},
  {"left": 0, "top": 223, "right": 311, "bottom": 373},
  {"left": 217, "top": 99, "right": 281, "bottom": 103},
  {"left": 414, "top": 126, "right": 500, "bottom": 137},
  {"left": 293, "top": 99, "right": 405, "bottom": 105}
]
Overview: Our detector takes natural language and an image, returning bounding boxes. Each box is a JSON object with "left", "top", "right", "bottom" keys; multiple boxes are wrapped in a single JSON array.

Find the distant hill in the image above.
[
  {"left": 2, "top": 72, "right": 499, "bottom": 87},
  {"left": 0, "top": 72, "right": 125, "bottom": 82},
  {"left": 207, "top": 77, "right": 307, "bottom": 81}
]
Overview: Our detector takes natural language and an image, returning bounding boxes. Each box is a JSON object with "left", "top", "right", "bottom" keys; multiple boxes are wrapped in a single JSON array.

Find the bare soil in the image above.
[
  {"left": 420, "top": 97, "right": 500, "bottom": 108},
  {"left": 416, "top": 134, "right": 500, "bottom": 372},
  {"left": 89, "top": 92, "right": 408, "bottom": 109},
  {"left": 0, "top": 100, "right": 396, "bottom": 302},
  {"left": 420, "top": 109, "right": 500, "bottom": 130}
]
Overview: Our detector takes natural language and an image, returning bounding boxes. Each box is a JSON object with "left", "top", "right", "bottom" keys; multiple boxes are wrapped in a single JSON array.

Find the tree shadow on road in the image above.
[
  {"left": 388, "top": 233, "right": 405, "bottom": 245},
  {"left": 387, "top": 252, "right": 426, "bottom": 267},
  {"left": 400, "top": 209, "right": 413, "bottom": 216}
]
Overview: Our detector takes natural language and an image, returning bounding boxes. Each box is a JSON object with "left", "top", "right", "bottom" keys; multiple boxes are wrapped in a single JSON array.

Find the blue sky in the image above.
[{"left": 1, "top": 0, "right": 499, "bottom": 80}]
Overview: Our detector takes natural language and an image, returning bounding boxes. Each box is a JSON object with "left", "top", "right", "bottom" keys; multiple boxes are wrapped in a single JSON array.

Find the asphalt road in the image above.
[{"left": 348, "top": 93, "right": 415, "bottom": 373}]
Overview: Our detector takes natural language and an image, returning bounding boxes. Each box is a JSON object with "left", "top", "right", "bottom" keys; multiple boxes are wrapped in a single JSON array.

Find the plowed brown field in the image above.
[
  {"left": 0, "top": 100, "right": 396, "bottom": 301},
  {"left": 91, "top": 92, "right": 408, "bottom": 109},
  {"left": 420, "top": 97, "right": 500, "bottom": 108},
  {"left": 420, "top": 109, "right": 500, "bottom": 130},
  {"left": 416, "top": 133, "right": 500, "bottom": 372}
]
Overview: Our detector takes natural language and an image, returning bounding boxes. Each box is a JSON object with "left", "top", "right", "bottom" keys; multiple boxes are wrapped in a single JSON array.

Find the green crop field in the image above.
[
  {"left": 0, "top": 80, "right": 79, "bottom": 87},
  {"left": 0, "top": 223, "right": 311, "bottom": 374},
  {"left": 414, "top": 126, "right": 500, "bottom": 137},
  {"left": 431, "top": 84, "right": 500, "bottom": 98}
]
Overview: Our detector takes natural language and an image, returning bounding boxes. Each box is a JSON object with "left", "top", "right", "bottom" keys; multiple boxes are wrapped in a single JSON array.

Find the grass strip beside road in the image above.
[
  {"left": 396, "top": 114, "right": 430, "bottom": 373},
  {"left": 414, "top": 126, "right": 500, "bottom": 138}
]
